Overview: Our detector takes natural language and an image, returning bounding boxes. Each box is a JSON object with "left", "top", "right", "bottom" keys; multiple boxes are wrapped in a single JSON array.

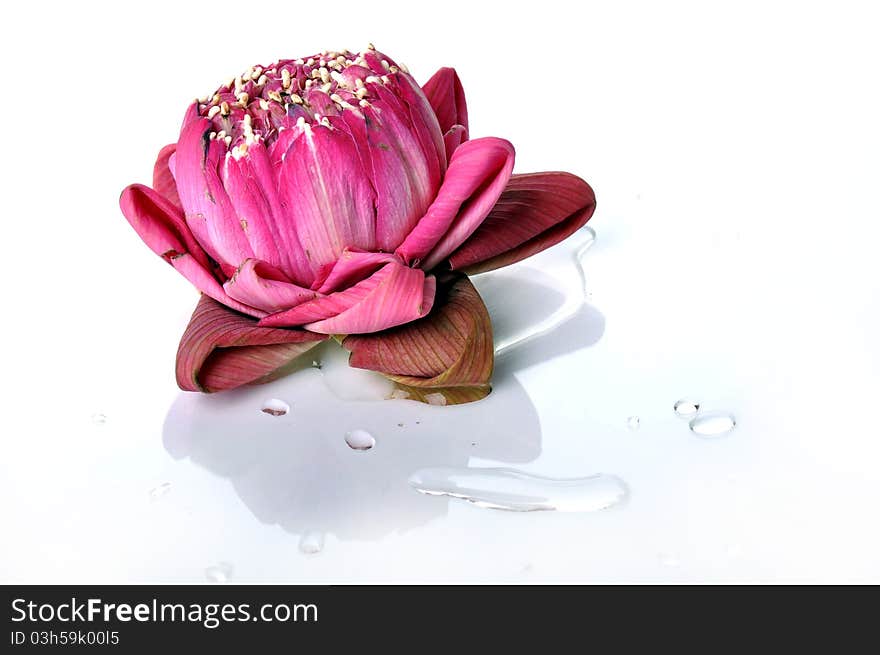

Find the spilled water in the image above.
[
  {"left": 477, "top": 226, "right": 597, "bottom": 360},
  {"left": 408, "top": 467, "right": 628, "bottom": 512},
  {"left": 689, "top": 412, "right": 736, "bottom": 437}
]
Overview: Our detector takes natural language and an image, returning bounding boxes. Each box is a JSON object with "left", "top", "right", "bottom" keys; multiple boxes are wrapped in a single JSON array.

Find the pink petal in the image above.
[
  {"left": 363, "top": 85, "right": 439, "bottom": 251},
  {"left": 448, "top": 172, "right": 597, "bottom": 274},
  {"left": 180, "top": 101, "right": 200, "bottom": 131},
  {"left": 170, "top": 253, "right": 265, "bottom": 318},
  {"left": 153, "top": 144, "right": 181, "bottom": 209},
  {"left": 174, "top": 117, "right": 255, "bottom": 270},
  {"left": 443, "top": 125, "right": 468, "bottom": 161},
  {"left": 400, "top": 137, "right": 515, "bottom": 270},
  {"left": 223, "top": 259, "right": 317, "bottom": 314},
  {"left": 312, "top": 249, "right": 401, "bottom": 294},
  {"left": 222, "top": 140, "right": 315, "bottom": 286},
  {"left": 395, "top": 71, "right": 447, "bottom": 173},
  {"left": 119, "top": 184, "right": 263, "bottom": 317},
  {"left": 120, "top": 184, "right": 208, "bottom": 267},
  {"left": 421, "top": 67, "right": 469, "bottom": 157},
  {"left": 259, "top": 262, "right": 436, "bottom": 335},
  {"left": 278, "top": 124, "right": 376, "bottom": 271},
  {"left": 177, "top": 295, "right": 326, "bottom": 393}
]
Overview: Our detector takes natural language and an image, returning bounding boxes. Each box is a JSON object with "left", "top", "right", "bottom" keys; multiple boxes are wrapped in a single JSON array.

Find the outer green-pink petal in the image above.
[
  {"left": 177, "top": 295, "right": 326, "bottom": 392},
  {"left": 447, "top": 172, "right": 597, "bottom": 275},
  {"left": 342, "top": 273, "right": 493, "bottom": 405}
]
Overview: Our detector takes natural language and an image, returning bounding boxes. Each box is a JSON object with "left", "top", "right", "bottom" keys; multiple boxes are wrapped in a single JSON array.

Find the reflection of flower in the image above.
[
  {"left": 162, "top": 361, "right": 542, "bottom": 540},
  {"left": 120, "top": 46, "right": 595, "bottom": 403}
]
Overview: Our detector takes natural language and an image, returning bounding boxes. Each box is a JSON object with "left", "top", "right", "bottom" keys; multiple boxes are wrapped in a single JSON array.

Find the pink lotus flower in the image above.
[{"left": 120, "top": 47, "right": 595, "bottom": 403}]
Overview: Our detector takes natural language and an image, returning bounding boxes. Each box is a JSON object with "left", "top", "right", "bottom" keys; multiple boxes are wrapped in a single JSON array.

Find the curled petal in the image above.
[
  {"left": 120, "top": 184, "right": 208, "bottom": 267},
  {"left": 343, "top": 273, "right": 493, "bottom": 405},
  {"left": 153, "top": 144, "right": 181, "bottom": 209},
  {"left": 421, "top": 67, "right": 469, "bottom": 149},
  {"left": 400, "top": 137, "right": 515, "bottom": 270},
  {"left": 177, "top": 295, "right": 326, "bottom": 392},
  {"left": 223, "top": 259, "right": 316, "bottom": 314},
  {"left": 448, "top": 172, "right": 597, "bottom": 274},
  {"left": 311, "top": 249, "right": 400, "bottom": 294},
  {"left": 259, "top": 261, "right": 436, "bottom": 335},
  {"left": 120, "top": 184, "right": 263, "bottom": 317}
]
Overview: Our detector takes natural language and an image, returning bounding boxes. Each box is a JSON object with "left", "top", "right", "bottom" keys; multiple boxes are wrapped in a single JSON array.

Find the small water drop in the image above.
[
  {"left": 626, "top": 416, "right": 640, "bottom": 430},
  {"left": 91, "top": 413, "right": 106, "bottom": 425},
  {"left": 311, "top": 360, "right": 322, "bottom": 369},
  {"left": 345, "top": 429, "right": 375, "bottom": 451},
  {"left": 673, "top": 398, "right": 701, "bottom": 418},
  {"left": 299, "top": 531, "right": 325, "bottom": 555},
  {"left": 204, "top": 561, "right": 234, "bottom": 583},
  {"left": 261, "top": 398, "right": 290, "bottom": 417},
  {"left": 389, "top": 388, "right": 411, "bottom": 400},
  {"left": 149, "top": 482, "right": 172, "bottom": 502},
  {"left": 689, "top": 411, "right": 736, "bottom": 437},
  {"left": 425, "top": 392, "right": 447, "bottom": 406},
  {"left": 408, "top": 467, "right": 628, "bottom": 512}
]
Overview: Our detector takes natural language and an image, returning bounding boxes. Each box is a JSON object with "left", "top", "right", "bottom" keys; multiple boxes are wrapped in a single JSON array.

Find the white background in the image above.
[{"left": 1, "top": 0, "right": 879, "bottom": 582}]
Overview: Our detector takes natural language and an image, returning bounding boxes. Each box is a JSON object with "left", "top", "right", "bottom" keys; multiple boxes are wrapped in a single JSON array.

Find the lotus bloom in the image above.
[{"left": 120, "top": 46, "right": 595, "bottom": 403}]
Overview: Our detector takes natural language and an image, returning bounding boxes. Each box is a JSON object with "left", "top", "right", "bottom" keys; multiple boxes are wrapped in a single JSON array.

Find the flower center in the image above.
[{"left": 196, "top": 45, "right": 403, "bottom": 155}]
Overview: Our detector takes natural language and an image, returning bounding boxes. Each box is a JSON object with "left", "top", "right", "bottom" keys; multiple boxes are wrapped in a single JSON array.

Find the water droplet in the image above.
[
  {"left": 261, "top": 398, "right": 289, "bottom": 417},
  {"left": 299, "top": 531, "right": 325, "bottom": 555},
  {"left": 91, "top": 413, "right": 106, "bottom": 425},
  {"left": 626, "top": 416, "right": 640, "bottom": 430},
  {"left": 149, "top": 482, "right": 172, "bottom": 501},
  {"left": 311, "top": 360, "right": 322, "bottom": 369},
  {"left": 673, "top": 398, "right": 701, "bottom": 418},
  {"left": 389, "top": 388, "right": 411, "bottom": 400},
  {"left": 425, "top": 392, "right": 447, "bottom": 406},
  {"left": 345, "top": 429, "right": 375, "bottom": 451},
  {"left": 689, "top": 411, "right": 736, "bottom": 437},
  {"left": 408, "top": 467, "right": 628, "bottom": 512},
  {"left": 204, "top": 561, "right": 234, "bottom": 583}
]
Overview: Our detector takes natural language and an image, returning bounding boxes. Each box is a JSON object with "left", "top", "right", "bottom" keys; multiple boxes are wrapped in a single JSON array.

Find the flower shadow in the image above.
[{"left": 162, "top": 266, "right": 605, "bottom": 542}]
